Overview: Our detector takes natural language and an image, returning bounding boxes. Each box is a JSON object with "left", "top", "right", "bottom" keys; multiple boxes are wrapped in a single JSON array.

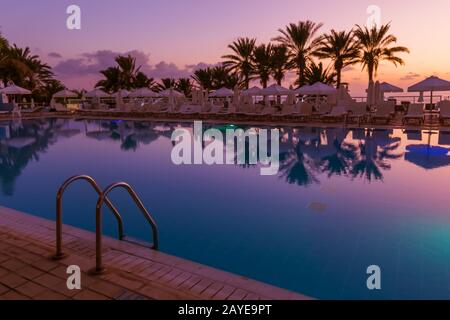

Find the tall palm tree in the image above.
[
  {"left": 192, "top": 66, "right": 240, "bottom": 90},
  {"left": 176, "top": 78, "right": 193, "bottom": 97},
  {"left": 134, "top": 72, "right": 155, "bottom": 89},
  {"left": 316, "top": 30, "right": 360, "bottom": 88},
  {"left": 222, "top": 37, "right": 256, "bottom": 89},
  {"left": 115, "top": 54, "right": 140, "bottom": 90},
  {"left": 251, "top": 43, "right": 273, "bottom": 88},
  {"left": 192, "top": 68, "right": 214, "bottom": 91},
  {"left": 270, "top": 45, "right": 290, "bottom": 86},
  {"left": 303, "top": 62, "right": 336, "bottom": 86},
  {"left": 95, "top": 67, "right": 121, "bottom": 93},
  {"left": 273, "top": 21, "right": 323, "bottom": 87},
  {"left": 155, "top": 78, "right": 177, "bottom": 91},
  {"left": 96, "top": 54, "right": 141, "bottom": 92},
  {"left": 211, "top": 66, "right": 239, "bottom": 89},
  {"left": 354, "top": 23, "right": 409, "bottom": 83}
]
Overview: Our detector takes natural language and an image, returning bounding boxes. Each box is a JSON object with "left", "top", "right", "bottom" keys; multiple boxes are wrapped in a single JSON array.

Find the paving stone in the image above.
[{"left": 0, "top": 273, "right": 28, "bottom": 288}]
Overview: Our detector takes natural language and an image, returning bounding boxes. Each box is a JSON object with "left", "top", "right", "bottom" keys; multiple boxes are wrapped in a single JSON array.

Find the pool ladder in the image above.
[{"left": 52, "top": 175, "right": 159, "bottom": 274}]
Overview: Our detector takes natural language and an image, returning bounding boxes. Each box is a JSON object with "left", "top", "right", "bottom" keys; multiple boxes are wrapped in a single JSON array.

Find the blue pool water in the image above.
[{"left": 1, "top": 118, "right": 450, "bottom": 300}]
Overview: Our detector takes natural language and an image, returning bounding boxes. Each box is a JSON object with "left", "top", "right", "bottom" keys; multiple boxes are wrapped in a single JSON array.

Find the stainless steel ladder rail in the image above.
[
  {"left": 94, "top": 182, "right": 159, "bottom": 274},
  {"left": 53, "top": 175, "right": 125, "bottom": 260}
]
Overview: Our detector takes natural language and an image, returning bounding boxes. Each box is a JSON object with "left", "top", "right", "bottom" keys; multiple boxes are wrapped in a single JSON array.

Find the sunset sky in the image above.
[{"left": 1, "top": 0, "right": 450, "bottom": 95}]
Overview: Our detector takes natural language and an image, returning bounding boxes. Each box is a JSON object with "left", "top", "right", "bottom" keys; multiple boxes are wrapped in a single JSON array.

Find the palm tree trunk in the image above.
[
  {"left": 336, "top": 68, "right": 342, "bottom": 88},
  {"left": 368, "top": 67, "right": 374, "bottom": 83}
]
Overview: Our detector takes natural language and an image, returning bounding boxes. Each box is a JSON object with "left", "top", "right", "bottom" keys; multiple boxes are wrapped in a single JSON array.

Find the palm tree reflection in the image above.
[{"left": 278, "top": 127, "right": 403, "bottom": 185}]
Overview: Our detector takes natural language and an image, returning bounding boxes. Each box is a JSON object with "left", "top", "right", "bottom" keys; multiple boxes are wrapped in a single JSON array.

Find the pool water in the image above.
[{"left": 1, "top": 118, "right": 450, "bottom": 300}]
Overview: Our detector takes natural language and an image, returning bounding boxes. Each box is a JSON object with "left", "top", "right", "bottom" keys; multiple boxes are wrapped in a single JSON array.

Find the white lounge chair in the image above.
[
  {"left": 321, "top": 106, "right": 348, "bottom": 122},
  {"left": 403, "top": 103, "right": 424, "bottom": 125},
  {"left": 347, "top": 103, "right": 368, "bottom": 125},
  {"left": 179, "top": 104, "right": 201, "bottom": 115},
  {"left": 371, "top": 103, "right": 395, "bottom": 124},
  {"left": 439, "top": 100, "right": 450, "bottom": 125},
  {"left": 296, "top": 102, "right": 313, "bottom": 121}
]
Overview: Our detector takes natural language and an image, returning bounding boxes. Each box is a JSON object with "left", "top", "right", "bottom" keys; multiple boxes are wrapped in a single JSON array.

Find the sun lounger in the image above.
[
  {"left": 52, "top": 103, "right": 70, "bottom": 113},
  {"left": 313, "top": 103, "right": 332, "bottom": 116},
  {"left": 439, "top": 100, "right": 450, "bottom": 125},
  {"left": 260, "top": 107, "right": 277, "bottom": 116},
  {"left": 296, "top": 102, "right": 313, "bottom": 122},
  {"left": 272, "top": 105, "right": 295, "bottom": 119},
  {"left": 347, "top": 103, "right": 368, "bottom": 125},
  {"left": 21, "top": 106, "right": 44, "bottom": 113},
  {"left": 371, "top": 104, "right": 394, "bottom": 124},
  {"left": 179, "top": 104, "right": 201, "bottom": 115},
  {"left": 321, "top": 106, "right": 348, "bottom": 122},
  {"left": 403, "top": 103, "right": 424, "bottom": 125}
]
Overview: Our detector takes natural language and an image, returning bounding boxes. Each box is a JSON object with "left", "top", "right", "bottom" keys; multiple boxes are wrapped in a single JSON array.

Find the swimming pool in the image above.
[{"left": 1, "top": 118, "right": 450, "bottom": 299}]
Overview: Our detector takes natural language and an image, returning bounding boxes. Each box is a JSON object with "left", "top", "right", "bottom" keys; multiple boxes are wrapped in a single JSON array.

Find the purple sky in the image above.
[{"left": 2, "top": 0, "right": 450, "bottom": 95}]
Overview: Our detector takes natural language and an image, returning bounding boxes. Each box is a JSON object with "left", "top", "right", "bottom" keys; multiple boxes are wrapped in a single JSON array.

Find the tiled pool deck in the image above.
[{"left": 0, "top": 206, "right": 310, "bottom": 300}]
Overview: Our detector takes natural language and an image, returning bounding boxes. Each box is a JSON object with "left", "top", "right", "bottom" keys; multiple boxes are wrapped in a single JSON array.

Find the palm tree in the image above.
[
  {"left": 192, "top": 66, "right": 239, "bottom": 90},
  {"left": 354, "top": 23, "right": 409, "bottom": 83},
  {"left": 115, "top": 54, "right": 140, "bottom": 90},
  {"left": 176, "top": 78, "right": 193, "bottom": 97},
  {"left": 252, "top": 43, "right": 273, "bottom": 88},
  {"left": 273, "top": 21, "right": 323, "bottom": 87},
  {"left": 95, "top": 67, "right": 121, "bottom": 93},
  {"left": 192, "top": 68, "right": 214, "bottom": 91},
  {"left": 134, "top": 72, "right": 155, "bottom": 89},
  {"left": 222, "top": 37, "right": 256, "bottom": 89},
  {"left": 155, "top": 78, "right": 177, "bottom": 91},
  {"left": 316, "top": 30, "right": 360, "bottom": 88},
  {"left": 96, "top": 54, "right": 141, "bottom": 92},
  {"left": 303, "top": 62, "right": 336, "bottom": 86},
  {"left": 212, "top": 66, "right": 240, "bottom": 89},
  {"left": 270, "top": 45, "right": 290, "bottom": 86}
]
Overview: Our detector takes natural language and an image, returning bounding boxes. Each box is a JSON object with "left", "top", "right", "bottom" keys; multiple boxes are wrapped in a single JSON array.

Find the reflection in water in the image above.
[{"left": 0, "top": 118, "right": 417, "bottom": 195}]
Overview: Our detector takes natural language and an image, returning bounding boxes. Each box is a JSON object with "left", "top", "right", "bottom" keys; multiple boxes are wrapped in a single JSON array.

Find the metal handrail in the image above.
[
  {"left": 53, "top": 175, "right": 125, "bottom": 260},
  {"left": 94, "top": 182, "right": 159, "bottom": 273}
]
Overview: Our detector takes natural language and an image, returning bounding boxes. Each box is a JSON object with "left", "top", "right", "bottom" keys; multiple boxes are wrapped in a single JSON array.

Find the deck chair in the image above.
[
  {"left": 403, "top": 103, "right": 424, "bottom": 125},
  {"left": 439, "top": 100, "right": 450, "bottom": 125},
  {"left": 347, "top": 102, "right": 368, "bottom": 125},
  {"left": 371, "top": 104, "right": 394, "bottom": 124},
  {"left": 321, "top": 106, "right": 348, "bottom": 122},
  {"left": 296, "top": 102, "right": 313, "bottom": 122}
]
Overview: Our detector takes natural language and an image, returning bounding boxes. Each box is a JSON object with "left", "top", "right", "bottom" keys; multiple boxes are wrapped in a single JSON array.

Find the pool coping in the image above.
[
  {"left": 0, "top": 205, "right": 312, "bottom": 300},
  {"left": 1, "top": 111, "right": 449, "bottom": 132}
]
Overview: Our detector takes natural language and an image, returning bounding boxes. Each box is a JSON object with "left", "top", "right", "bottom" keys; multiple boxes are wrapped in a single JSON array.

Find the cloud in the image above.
[
  {"left": 53, "top": 49, "right": 216, "bottom": 83},
  {"left": 48, "top": 52, "right": 62, "bottom": 59},
  {"left": 400, "top": 72, "right": 421, "bottom": 81}
]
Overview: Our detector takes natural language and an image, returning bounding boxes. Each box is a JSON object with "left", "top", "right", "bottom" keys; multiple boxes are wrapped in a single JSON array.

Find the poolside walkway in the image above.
[{"left": 0, "top": 206, "right": 310, "bottom": 300}]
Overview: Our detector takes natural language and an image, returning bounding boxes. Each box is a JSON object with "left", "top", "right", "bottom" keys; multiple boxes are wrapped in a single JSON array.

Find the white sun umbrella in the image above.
[
  {"left": 159, "top": 88, "right": 184, "bottom": 98},
  {"left": 242, "top": 86, "right": 262, "bottom": 96},
  {"left": 408, "top": 76, "right": 450, "bottom": 105},
  {"left": 295, "top": 82, "right": 336, "bottom": 95},
  {"left": 0, "top": 84, "right": 31, "bottom": 95},
  {"left": 85, "top": 89, "right": 110, "bottom": 98},
  {"left": 52, "top": 89, "right": 78, "bottom": 99},
  {"left": 260, "top": 84, "right": 292, "bottom": 96},
  {"left": 209, "top": 87, "right": 234, "bottom": 98},
  {"left": 129, "top": 88, "right": 160, "bottom": 98},
  {"left": 379, "top": 82, "right": 403, "bottom": 93},
  {"left": 296, "top": 82, "right": 337, "bottom": 106},
  {"left": 116, "top": 89, "right": 130, "bottom": 97}
]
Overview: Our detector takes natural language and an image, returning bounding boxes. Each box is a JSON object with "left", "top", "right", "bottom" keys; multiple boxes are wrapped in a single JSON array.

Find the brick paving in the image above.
[{"left": 0, "top": 206, "right": 311, "bottom": 300}]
